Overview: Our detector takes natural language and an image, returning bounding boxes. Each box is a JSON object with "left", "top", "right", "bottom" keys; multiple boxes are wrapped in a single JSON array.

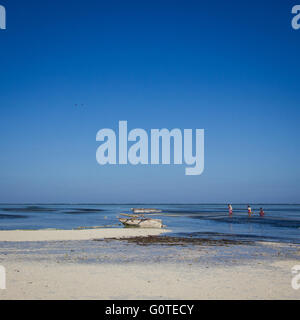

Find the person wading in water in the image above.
[
  {"left": 228, "top": 204, "right": 233, "bottom": 216},
  {"left": 259, "top": 208, "right": 264, "bottom": 217},
  {"left": 247, "top": 205, "right": 252, "bottom": 217}
]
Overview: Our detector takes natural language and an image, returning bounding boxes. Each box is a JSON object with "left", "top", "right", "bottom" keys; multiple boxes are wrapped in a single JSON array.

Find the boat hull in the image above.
[
  {"left": 131, "top": 208, "right": 162, "bottom": 213},
  {"left": 119, "top": 218, "right": 163, "bottom": 229}
]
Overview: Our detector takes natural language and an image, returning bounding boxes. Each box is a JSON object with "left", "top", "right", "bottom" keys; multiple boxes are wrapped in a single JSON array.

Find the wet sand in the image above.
[{"left": 0, "top": 233, "right": 299, "bottom": 299}]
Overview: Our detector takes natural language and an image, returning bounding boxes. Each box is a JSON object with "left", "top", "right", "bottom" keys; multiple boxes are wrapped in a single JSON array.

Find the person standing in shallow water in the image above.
[
  {"left": 228, "top": 204, "right": 233, "bottom": 216},
  {"left": 259, "top": 208, "right": 265, "bottom": 217},
  {"left": 247, "top": 205, "right": 252, "bottom": 217}
]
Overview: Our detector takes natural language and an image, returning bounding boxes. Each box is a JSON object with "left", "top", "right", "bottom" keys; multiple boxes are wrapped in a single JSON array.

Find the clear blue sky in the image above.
[{"left": 0, "top": 0, "right": 299, "bottom": 203}]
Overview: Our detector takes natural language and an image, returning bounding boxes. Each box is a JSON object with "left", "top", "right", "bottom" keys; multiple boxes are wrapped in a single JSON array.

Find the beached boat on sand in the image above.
[
  {"left": 119, "top": 218, "right": 163, "bottom": 228},
  {"left": 119, "top": 213, "right": 164, "bottom": 228}
]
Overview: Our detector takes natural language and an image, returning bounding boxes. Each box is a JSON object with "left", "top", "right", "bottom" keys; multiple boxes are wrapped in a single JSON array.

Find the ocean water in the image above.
[{"left": 0, "top": 204, "right": 300, "bottom": 243}]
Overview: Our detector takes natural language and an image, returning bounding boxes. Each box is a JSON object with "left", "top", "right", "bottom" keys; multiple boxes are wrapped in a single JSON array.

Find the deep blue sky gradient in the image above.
[{"left": 0, "top": 0, "right": 299, "bottom": 203}]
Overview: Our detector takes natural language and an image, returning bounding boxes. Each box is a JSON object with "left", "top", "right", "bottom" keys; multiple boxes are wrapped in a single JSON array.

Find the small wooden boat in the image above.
[
  {"left": 131, "top": 208, "right": 162, "bottom": 213},
  {"left": 119, "top": 214, "right": 164, "bottom": 228}
]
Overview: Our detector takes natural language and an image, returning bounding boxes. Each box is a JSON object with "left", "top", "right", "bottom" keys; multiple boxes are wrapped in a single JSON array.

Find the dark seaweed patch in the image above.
[{"left": 95, "top": 235, "right": 253, "bottom": 246}]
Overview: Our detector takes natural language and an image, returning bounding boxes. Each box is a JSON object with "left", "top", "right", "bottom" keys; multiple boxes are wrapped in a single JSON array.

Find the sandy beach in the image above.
[
  {"left": 0, "top": 228, "right": 169, "bottom": 242},
  {"left": 0, "top": 229, "right": 299, "bottom": 300},
  {"left": 1, "top": 259, "right": 299, "bottom": 300}
]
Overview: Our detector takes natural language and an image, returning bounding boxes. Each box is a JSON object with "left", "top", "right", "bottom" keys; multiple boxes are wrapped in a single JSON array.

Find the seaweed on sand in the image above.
[{"left": 95, "top": 235, "right": 254, "bottom": 247}]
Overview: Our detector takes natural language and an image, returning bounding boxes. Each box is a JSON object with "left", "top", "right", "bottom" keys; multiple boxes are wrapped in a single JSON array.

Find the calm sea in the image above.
[{"left": 0, "top": 204, "right": 300, "bottom": 243}]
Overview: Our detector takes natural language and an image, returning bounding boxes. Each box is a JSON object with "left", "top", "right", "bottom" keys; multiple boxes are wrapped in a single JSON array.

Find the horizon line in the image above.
[{"left": 0, "top": 203, "right": 300, "bottom": 205}]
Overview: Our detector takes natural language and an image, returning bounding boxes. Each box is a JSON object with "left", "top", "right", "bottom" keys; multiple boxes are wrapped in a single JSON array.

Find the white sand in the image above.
[
  {"left": 0, "top": 228, "right": 169, "bottom": 242},
  {"left": 0, "top": 229, "right": 299, "bottom": 299},
  {"left": 1, "top": 260, "right": 299, "bottom": 299}
]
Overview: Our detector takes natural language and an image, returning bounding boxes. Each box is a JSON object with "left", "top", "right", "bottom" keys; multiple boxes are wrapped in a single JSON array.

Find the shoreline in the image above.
[
  {"left": 0, "top": 228, "right": 170, "bottom": 242},
  {"left": 0, "top": 229, "right": 299, "bottom": 299},
  {"left": 0, "top": 237, "right": 299, "bottom": 299}
]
